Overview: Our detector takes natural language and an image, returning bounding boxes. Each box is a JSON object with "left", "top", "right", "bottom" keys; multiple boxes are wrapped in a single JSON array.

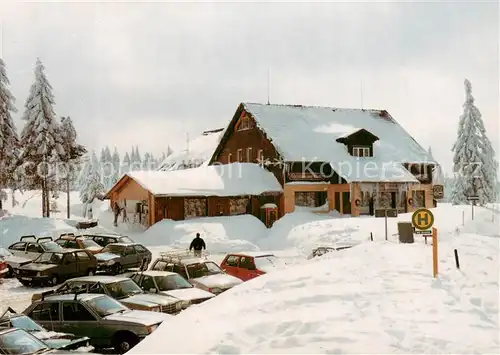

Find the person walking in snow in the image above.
[
  {"left": 189, "top": 233, "right": 206, "bottom": 257},
  {"left": 113, "top": 202, "right": 121, "bottom": 227}
]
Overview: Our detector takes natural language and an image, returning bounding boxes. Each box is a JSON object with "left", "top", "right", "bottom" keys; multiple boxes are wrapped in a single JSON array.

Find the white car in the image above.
[
  {"left": 150, "top": 252, "right": 242, "bottom": 295},
  {"left": 130, "top": 270, "right": 216, "bottom": 306}
]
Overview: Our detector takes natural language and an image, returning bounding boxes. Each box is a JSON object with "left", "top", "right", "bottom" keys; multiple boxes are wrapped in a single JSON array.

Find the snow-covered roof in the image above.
[
  {"left": 158, "top": 129, "right": 224, "bottom": 171},
  {"left": 331, "top": 158, "right": 419, "bottom": 183},
  {"left": 128, "top": 163, "right": 282, "bottom": 197},
  {"left": 242, "top": 103, "right": 434, "bottom": 164}
]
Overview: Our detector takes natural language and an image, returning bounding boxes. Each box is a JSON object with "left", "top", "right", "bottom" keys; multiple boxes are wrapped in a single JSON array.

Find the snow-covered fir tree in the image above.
[
  {"left": 130, "top": 145, "right": 142, "bottom": 171},
  {"left": 451, "top": 79, "right": 498, "bottom": 205},
  {"left": 142, "top": 152, "right": 151, "bottom": 170},
  {"left": 121, "top": 152, "right": 131, "bottom": 175},
  {"left": 79, "top": 158, "right": 105, "bottom": 219},
  {"left": 18, "top": 58, "right": 65, "bottom": 217},
  {"left": 0, "top": 58, "right": 20, "bottom": 209},
  {"left": 166, "top": 145, "right": 173, "bottom": 157},
  {"left": 111, "top": 147, "right": 120, "bottom": 185}
]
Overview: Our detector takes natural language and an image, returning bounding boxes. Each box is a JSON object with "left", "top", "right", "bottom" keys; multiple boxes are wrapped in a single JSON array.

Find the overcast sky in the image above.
[{"left": 1, "top": 0, "right": 498, "bottom": 175}]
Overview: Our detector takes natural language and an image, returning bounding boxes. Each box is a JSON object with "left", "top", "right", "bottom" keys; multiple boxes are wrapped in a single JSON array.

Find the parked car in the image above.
[
  {"left": 0, "top": 249, "right": 9, "bottom": 279},
  {"left": 96, "top": 243, "right": 151, "bottom": 274},
  {"left": 0, "top": 327, "right": 74, "bottom": 355},
  {"left": 31, "top": 275, "right": 184, "bottom": 314},
  {"left": 15, "top": 249, "right": 98, "bottom": 286},
  {"left": 306, "top": 244, "right": 355, "bottom": 259},
  {"left": 83, "top": 233, "right": 135, "bottom": 248},
  {"left": 4, "top": 236, "right": 65, "bottom": 277},
  {"left": 22, "top": 293, "right": 171, "bottom": 353},
  {"left": 150, "top": 251, "right": 242, "bottom": 295},
  {"left": 0, "top": 307, "right": 90, "bottom": 350},
  {"left": 220, "top": 252, "right": 281, "bottom": 281},
  {"left": 54, "top": 234, "right": 103, "bottom": 254},
  {"left": 130, "top": 270, "right": 215, "bottom": 305}
]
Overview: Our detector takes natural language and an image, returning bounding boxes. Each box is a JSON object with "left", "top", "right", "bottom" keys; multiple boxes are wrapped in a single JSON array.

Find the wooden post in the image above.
[
  {"left": 454, "top": 249, "right": 460, "bottom": 269},
  {"left": 384, "top": 209, "right": 388, "bottom": 241},
  {"left": 471, "top": 201, "right": 474, "bottom": 220},
  {"left": 462, "top": 210, "right": 465, "bottom": 226},
  {"left": 432, "top": 227, "right": 438, "bottom": 278},
  {"left": 370, "top": 232, "right": 373, "bottom": 241}
]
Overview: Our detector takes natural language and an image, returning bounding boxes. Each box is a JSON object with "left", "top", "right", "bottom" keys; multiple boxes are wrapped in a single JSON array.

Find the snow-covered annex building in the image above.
[{"left": 105, "top": 102, "right": 436, "bottom": 228}]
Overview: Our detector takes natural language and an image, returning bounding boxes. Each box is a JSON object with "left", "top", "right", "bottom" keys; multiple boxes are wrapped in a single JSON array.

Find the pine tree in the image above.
[
  {"left": 167, "top": 145, "right": 173, "bottom": 157},
  {"left": 60, "top": 116, "right": 86, "bottom": 218},
  {"left": 451, "top": 79, "right": 498, "bottom": 205},
  {"left": 111, "top": 147, "right": 121, "bottom": 185},
  {"left": 79, "top": 158, "right": 105, "bottom": 219},
  {"left": 142, "top": 152, "right": 151, "bottom": 170},
  {"left": 103, "top": 146, "right": 112, "bottom": 189},
  {"left": 131, "top": 145, "right": 142, "bottom": 171},
  {"left": 121, "top": 152, "right": 131, "bottom": 174},
  {"left": 18, "top": 58, "right": 65, "bottom": 217},
  {"left": 0, "top": 58, "right": 20, "bottom": 210}
]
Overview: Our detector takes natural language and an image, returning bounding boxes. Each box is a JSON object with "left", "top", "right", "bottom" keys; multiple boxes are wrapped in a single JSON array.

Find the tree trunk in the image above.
[
  {"left": 66, "top": 177, "right": 70, "bottom": 219},
  {"left": 46, "top": 187, "right": 50, "bottom": 218},
  {"left": 41, "top": 180, "right": 46, "bottom": 217}
]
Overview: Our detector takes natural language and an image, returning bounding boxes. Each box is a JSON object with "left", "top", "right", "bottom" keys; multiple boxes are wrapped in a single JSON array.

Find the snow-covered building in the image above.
[
  {"left": 208, "top": 102, "right": 437, "bottom": 216},
  {"left": 157, "top": 129, "right": 224, "bottom": 171},
  {"left": 104, "top": 163, "right": 282, "bottom": 227}
]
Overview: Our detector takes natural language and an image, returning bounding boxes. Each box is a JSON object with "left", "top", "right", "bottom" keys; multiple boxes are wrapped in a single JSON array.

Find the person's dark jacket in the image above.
[{"left": 189, "top": 237, "right": 206, "bottom": 251}]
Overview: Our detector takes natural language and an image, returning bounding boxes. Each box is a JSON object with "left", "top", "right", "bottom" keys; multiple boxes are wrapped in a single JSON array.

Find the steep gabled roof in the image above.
[{"left": 212, "top": 103, "right": 433, "bottom": 165}]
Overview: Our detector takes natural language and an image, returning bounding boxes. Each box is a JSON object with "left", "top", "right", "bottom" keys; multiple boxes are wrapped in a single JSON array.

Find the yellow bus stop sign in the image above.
[{"left": 412, "top": 208, "right": 434, "bottom": 230}]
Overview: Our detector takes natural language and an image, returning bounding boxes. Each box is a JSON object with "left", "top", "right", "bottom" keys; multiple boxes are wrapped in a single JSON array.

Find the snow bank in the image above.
[
  {"left": 135, "top": 215, "right": 268, "bottom": 252},
  {"left": 130, "top": 233, "right": 499, "bottom": 354}
]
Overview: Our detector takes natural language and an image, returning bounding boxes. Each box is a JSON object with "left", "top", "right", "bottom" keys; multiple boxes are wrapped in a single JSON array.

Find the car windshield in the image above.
[
  {"left": 0, "top": 329, "right": 49, "bottom": 355},
  {"left": 80, "top": 239, "right": 101, "bottom": 249},
  {"left": 155, "top": 275, "right": 193, "bottom": 291},
  {"left": 35, "top": 252, "right": 64, "bottom": 264},
  {"left": 39, "top": 241, "right": 62, "bottom": 251},
  {"left": 101, "top": 244, "right": 126, "bottom": 254},
  {"left": 254, "top": 255, "right": 278, "bottom": 270},
  {"left": 118, "top": 236, "right": 133, "bottom": 243},
  {"left": 86, "top": 295, "right": 128, "bottom": 317},
  {"left": 105, "top": 280, "right": 143, "bottom": 299},
  {"left": 9, "top": 316, "right": 44, "bottom": 332},
  {"left": 186, "top": 262, "right": 222, "bottom": 278}
]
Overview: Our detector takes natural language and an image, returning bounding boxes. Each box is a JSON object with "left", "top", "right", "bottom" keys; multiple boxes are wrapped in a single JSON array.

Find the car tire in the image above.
[
  {"left": 6, "top": 266, "right": 13, "bottom": 278},
  {"left": 88, "top": 268, "right": 96, "bottom": 276},
  {"left": 49, "top": 275, "right": 59, "bottom": 286},
  {"left": 19, "top": 280, "right": 30, "bottom": 287},
  {"left": 113, "top": 264, "right": 123, "bottom": 275},
  {"left": 113, "top": 331, "right": 139, "bottom": 354}
]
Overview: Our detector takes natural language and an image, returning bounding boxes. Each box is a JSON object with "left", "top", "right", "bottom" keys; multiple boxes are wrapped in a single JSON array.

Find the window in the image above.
[
  {"left": 134, "top": 244, "right": 147, "bottom": 253},
  {"left": 152, "top": 261, "right": 167, "bottom": 271},
  {"left": 63, "top": 253, "right": 76, "bottom": 263},
  {"left": 236, "top": 115, "right": 251, "bottom": 131},
  {"left": 246, "top": 147, "right": 252, "bottom": 162},
  {"left": 228, "top": 153, "right": 232, "bottom": 163},
  {"left": 29, "top": 302, "right": 59, "bottom": 322},
  {"left": 124, "top": 247, "right": 135, "bottom": 256},
  {"left": 172, "top": 264, "right": 188, "bottom": 279},
  {"left": 65, "top": 240, "right": 79, "bottom": 249},
  {"left": 62, "top": 302, "right": 95, "bottom": 321},
  {"left": 76, "top": 251, "right": 90, "bottom": 261},
  {"left": 352, "top": 146, "right": 370, "bottom": 157},
  {"left": 9, "top": 242, "right": 26, "bottom": 251},
  {"left": 239, "top": 257, "right": 255, "bottom": 270},
  {"left": 26, "top": 243, "right": 43, "bottom": 253},
  {"left": 257, "top": 149, "right": 264, "bottom": 162},
  {"left": 141, "top": 276, "right": 155, "bottom": 291},
  {"left": 237, "top": 149, "right": 243, "bottom": 162},
  {"left": 131, "top": 273, "right": 142, "bottom": 284},
  {"left": 55, "top": 239, "right": 67, "bottom": 247},
  {"left": 224, "top": 255, "right": 240, "bottom": 267}
]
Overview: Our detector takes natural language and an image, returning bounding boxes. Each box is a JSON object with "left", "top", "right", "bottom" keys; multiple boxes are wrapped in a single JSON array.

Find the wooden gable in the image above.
[{"left": 336, "top": 128, "right": 379, "bottom": 157}]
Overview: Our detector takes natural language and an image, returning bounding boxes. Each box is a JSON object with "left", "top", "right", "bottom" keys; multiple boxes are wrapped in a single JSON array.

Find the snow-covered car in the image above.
[
  {"left": 0, "top": 307, "right": 90, "bottom": 350},
  {"left": 0, "top": 328, "right": 76, "bottom": 355},
  {"left": 220, "top": 252, "right": 283, "bottom": 281},
  {"left": 54, "top": 233, "right": 103, "bottom": 254},
  {"left": 84, "top": 233, "right": 135, "bottom": 247},
  {"left": 31, "top": 275, "right": 183, "bottom": 314},
  {"left": 0, "top": 248, "right": 10, "bottom": 278},
  {"left": 4, "top": 236, "right": 65, "bottom": 277},
  {"left": 150, "top": 252, "right": 242, "bottom": 295},
  {"left": 130, "top": 270, "right": 215, "bottom": 306},
  {"left": 306, "top": 244, "right": 355, "bottom": 260},
  {"left": 95, "top": 243, "right": 151, "bottom": 274},
  {"left": 23, "top": 293, "right": 171, "bottom": 353}
]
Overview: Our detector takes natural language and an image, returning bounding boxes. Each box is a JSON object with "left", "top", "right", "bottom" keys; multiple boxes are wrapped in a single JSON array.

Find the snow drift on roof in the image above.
[
  {"left": 331, "top": 158, "right": 419, "bottom": 183},
  {"left": 243, "top": 103, "right": 434, "bottom": 164},
  {"left": 158, "top": 129, "right": 224, "bottom": 171},
  {"left": 128, "top": 163, "right": 282, "bottom": 197}
]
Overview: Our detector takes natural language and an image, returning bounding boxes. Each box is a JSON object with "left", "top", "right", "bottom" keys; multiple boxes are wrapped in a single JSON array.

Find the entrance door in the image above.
[
  {"left": 342, "top": 192, "right": 351, "bottom": 214},
  {"left": 334, "top": 192, "right": 341, "bottom": 212},
  {"left": 391, "top": 192, "right": 397, "bottom": 209}
]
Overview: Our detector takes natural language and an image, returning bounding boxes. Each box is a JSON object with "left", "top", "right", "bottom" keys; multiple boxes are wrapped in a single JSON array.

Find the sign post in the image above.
[
  {"left": 432, "top": 227, "right": 438, "bottom": 277},
  {"left": 467, "top": 195, "right": 479, "bottom": 220},
  {"left": 412, "top": 208, "right": 437, "bottom": 277},
  {"left": 375, "top": 208, "right": 398, "bottom": 241}
]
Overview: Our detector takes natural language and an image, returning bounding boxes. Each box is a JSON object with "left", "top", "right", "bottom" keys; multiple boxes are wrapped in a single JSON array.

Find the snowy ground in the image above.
[{"left": 0, "top": 190, "right": 498, "bottom": 353}]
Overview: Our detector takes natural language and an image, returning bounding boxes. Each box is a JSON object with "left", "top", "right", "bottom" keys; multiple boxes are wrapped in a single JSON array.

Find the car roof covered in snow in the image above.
[
  {"left": 137, "top": 270, "right": 177, "bottom": 277},
  {"left": 105, "top": 242, "right": 141, "bottom": 247},
  {"left": 228, "top": 251, "right": 276, "bottom": 258},
  {"left": 65, "top": 275, "right": 130, "bottom": 283},
  {"left": 43, "top": 293, "right": 104, "bottom": 302}
]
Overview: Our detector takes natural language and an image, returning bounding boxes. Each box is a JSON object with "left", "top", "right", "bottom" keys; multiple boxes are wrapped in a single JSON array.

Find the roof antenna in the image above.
[
  {"left": 267, "top": 67, "right": 271, "bottom": 105},
  {"left": 360, "top": 79, "right": 364, "bottom": 109}
]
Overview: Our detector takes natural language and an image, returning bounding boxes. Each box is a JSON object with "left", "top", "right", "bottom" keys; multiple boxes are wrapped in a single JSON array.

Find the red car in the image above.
[
  {"left": 220, "top": 252, "right": 279, "bottom": 281},
  {"left": 0, "top": 260, "right": 8, "bottom": 279}
]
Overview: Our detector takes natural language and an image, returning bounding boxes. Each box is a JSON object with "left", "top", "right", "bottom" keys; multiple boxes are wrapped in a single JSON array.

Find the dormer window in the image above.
[{"left": 352, "top": 146, "right": 370, "bottom": 157}]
